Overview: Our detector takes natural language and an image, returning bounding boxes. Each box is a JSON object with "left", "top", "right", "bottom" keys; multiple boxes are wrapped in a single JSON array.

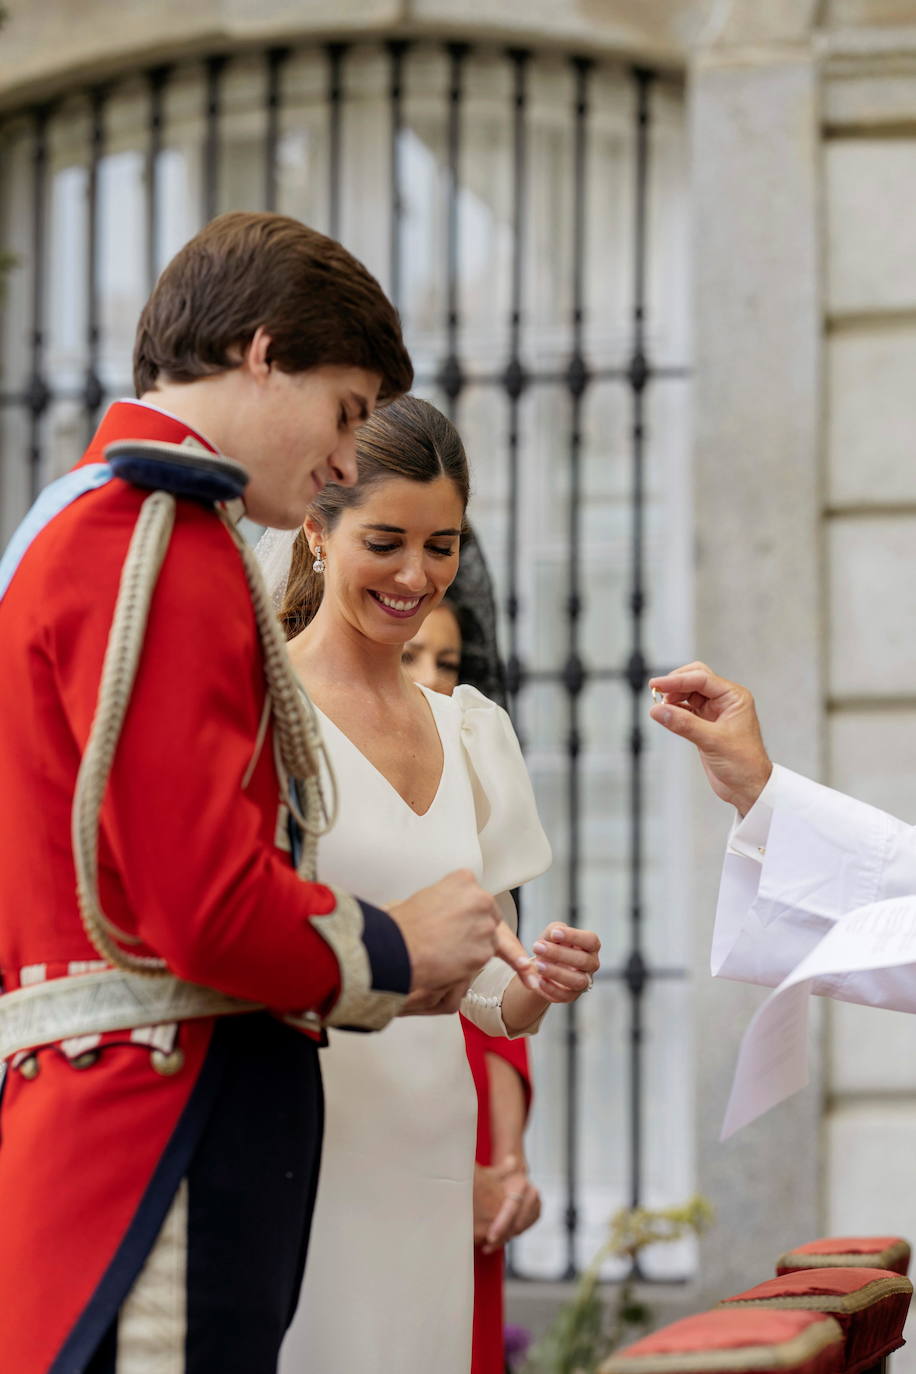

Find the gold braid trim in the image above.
[
  {"left": 71, "top": 493, "right": 338, "bottom": 975},
  {"left": 777, "top": 1242, "right": 911, "bottom": 1273},
  {"left": 310, "top": 886, "right": 406, "bottom": 1031},
  {"left": 72, "top": 488, "right": 396, "bottom": 1033},
  {"left": 720, "top": 1273, "right": 913, "bottom": 1315},
  {"left": 601, "top": 1316, "right": 844, "bottom": 1373},
  {"left": 72, "top": 491, "right": 176, "bottom": 973}
]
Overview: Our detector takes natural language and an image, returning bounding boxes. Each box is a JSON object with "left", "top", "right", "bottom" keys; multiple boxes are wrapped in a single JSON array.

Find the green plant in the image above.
[{"left": 525, "top": 1195, "right": 714, "bottom": 1374}]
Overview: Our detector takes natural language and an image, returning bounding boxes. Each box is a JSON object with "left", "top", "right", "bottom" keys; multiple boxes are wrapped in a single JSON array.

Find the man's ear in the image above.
[{"left": 243, "top": 326, "right": 273, "bottom": 381}]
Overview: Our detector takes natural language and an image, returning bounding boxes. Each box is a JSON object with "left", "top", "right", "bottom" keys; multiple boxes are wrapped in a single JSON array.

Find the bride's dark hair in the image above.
[{"left": 279, "top": 394, "right": 470, "bottom": 639}]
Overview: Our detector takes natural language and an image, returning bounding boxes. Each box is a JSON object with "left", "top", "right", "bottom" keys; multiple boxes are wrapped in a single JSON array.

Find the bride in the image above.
[{"left": 267, "top": 395, "right": 600, "bottom": 1373}]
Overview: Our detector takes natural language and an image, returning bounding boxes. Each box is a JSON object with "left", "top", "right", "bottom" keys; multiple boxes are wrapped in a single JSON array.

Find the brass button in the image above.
[
  {"left": 70, "top": 1050, "right": 101, "bottom": 1070},
  {"left": 18, "top": 1054, "right": 39, "bottom": 1080},
  {"left": 151, "top": 1048, "right": 185, "bottom": 1077}
]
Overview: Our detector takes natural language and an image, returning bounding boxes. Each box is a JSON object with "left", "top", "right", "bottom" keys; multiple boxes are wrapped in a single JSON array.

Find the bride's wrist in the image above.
[{"left": 500, "top": 976, "right": 549, "bottom": 1035}]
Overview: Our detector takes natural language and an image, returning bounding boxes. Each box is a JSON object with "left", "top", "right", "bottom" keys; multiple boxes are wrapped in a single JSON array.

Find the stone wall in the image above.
[
  {"left": 687, "top": 0, "right": 824, "bottom": 1312},
  {"left": 692, "top": 0, "right": 916, "bottom": 1360},
  {"left": 819, "top": 15, "right": 916, "bottom": 1349},
  {"left": 0, "top": 0, "right": 712, "bottom": 110}
]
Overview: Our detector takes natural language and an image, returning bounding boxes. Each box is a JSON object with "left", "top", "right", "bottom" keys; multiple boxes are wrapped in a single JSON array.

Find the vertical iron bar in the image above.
[
  {"left": 625, "top": 67, "right": 654, "bottom": 1228},
  {"left": 561, "top": 56, "right": 591, "bottom": 1281},
  {"left": 500, "top": 56, "right": 529, "bottom": 1278},
  {"left": 84, "top": 87, "right": 106, "bottom": 440},
  {"left": 203, "top": 55, "right": 225, "bottom": 223},
  {"left": 327, "top": 44, "right": 346, "bottom": 240},
  {"left": 27, "top": 106, "right": 49, "bottom": 501},
  {"left": 264, "top": 48, "right": 288, "bottom": 214},
  {"left": 146, "top": 68, "right": 168, "bottom": 292},
  {"left": 502, "top": 49, "right": 529, "bottom": 719},
  {"left": 387, "top": 40, "right": 408, "bottom": 310},
  {"left": 439, "top": 42, "right": 467, "bottom": 420}
]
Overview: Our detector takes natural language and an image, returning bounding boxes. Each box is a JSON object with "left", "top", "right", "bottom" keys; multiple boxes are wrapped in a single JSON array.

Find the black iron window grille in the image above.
[{"left": 0, "top": 39, "right": 691, "bottom": 1281}]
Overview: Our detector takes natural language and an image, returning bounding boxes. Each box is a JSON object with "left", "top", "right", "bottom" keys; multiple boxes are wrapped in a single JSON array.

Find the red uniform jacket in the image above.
[{"left": 0, "top": 401, "right": 409, "bottom": 1371}]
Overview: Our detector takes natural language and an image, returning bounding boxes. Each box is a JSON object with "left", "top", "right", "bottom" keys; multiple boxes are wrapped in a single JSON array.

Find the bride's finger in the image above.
[
  {"left": 535, "top": 962, "right": 591, "bottom": 994},
  {"left": 532, "top": 940, "right": 597, "bottom": 972}
]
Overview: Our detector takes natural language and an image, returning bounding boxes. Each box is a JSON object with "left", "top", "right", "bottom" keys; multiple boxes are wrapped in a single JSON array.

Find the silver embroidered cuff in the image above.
[{"left": 310, "top": 887, "right": 407, "bottom": 1031}]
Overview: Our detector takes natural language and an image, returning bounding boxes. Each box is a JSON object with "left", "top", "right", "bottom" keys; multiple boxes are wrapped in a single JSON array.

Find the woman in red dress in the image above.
[{"left": 403, "top": 545, "right": 542, "bottom": 1373}]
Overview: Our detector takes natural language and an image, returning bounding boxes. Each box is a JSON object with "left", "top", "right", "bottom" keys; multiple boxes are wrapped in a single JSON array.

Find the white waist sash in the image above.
[{"left": 0, "top": 969, "right": 263, "bottom": 1062}]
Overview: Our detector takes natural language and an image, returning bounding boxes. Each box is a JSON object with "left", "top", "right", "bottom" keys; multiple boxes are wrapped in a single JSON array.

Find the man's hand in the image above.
[
  {"left": 388, "top": 870, "right": 499, "bottom": 996},
  {"left": 388, "top": 869, "right": 539, "bottom": 1006},
  {"left": 398, "top": 985, "right": 467, "bottom": 1017},
  {"left": 648, "top": 661, "right": 773, "bottom": 816},
  {"left": 494, "top": 921, "right": 542, "bottom": 994}
]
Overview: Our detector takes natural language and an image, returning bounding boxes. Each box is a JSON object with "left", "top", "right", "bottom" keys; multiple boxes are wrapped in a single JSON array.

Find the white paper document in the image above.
[{"left": 722, "top": 896, "right": 916, "bottom": 1139}]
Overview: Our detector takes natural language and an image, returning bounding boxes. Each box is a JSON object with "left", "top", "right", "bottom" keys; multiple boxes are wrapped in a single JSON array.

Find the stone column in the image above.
[{"left": 688, "top": 0, "right": 823, "bottom": 1306}]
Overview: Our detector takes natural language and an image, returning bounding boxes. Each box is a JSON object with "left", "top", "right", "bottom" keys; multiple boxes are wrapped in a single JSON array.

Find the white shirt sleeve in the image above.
[{"left": 712, "top": 763, "right": 916, "bottom": 993}]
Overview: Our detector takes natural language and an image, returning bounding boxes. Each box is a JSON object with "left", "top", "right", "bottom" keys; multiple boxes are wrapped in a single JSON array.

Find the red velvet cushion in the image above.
[
  {"left": 721, "top": 1266, "right": 912, "bottom": 1374},
  {"left": 600, "top": 1308, "right": 844, "bottom": 1373},
  {"left": 777, "top": 1236, "right": 911, "bottom": 1277}
]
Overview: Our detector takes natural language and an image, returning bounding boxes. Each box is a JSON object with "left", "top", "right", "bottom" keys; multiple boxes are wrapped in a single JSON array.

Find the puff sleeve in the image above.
[{"left": 454, "top": 685, "right": 552, "bottom": 1037}]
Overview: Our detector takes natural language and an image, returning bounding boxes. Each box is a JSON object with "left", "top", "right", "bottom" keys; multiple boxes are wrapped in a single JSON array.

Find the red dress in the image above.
[
  {"left": 463, "top": 1017, "right": 533, "bottom": 1374},
  {"left": 0, "top": 401, "right": 409, "bottom": 1371}
]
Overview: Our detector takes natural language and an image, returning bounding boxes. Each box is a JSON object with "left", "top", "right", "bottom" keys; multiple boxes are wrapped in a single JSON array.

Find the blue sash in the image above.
[{"left": 0, "top": 463, "right": 112, "bottom": 605}]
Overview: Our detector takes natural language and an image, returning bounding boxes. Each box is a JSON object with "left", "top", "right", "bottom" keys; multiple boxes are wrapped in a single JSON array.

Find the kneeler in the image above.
[
  {"left": 776, "top": 1240, "right": 911, "bottom": 1280},
  {"left": 599, "top": 1308, "right": 845, "bottom": 1373},
  {"left": 719, "top": 1267, "right": 913, "bottom": 1374}
]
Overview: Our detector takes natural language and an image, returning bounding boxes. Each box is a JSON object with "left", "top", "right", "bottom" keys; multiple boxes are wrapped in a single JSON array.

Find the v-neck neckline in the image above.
[{"left": 312, "top": 686, "right": 447, "bottom": 820}]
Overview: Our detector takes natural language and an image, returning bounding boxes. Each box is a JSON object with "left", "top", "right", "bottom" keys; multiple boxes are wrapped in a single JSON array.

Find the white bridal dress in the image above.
[{"left": 279, "top": 683, "right": 551, "bottom": 1374}]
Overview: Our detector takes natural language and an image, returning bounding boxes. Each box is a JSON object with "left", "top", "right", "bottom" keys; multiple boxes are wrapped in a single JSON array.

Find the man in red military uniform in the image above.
[{"left": 0, "top": 213, "right": 529, "bottom": 1372}]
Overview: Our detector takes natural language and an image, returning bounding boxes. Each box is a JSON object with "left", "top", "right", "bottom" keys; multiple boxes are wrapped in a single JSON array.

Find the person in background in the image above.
[{"left": 403, "top": 536, "right": 542, "bottom": 1374}]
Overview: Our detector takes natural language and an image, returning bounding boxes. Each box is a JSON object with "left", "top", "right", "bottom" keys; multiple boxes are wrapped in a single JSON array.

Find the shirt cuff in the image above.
[{"left": 728, "top": 775, "right": 776, "bottom": 863}]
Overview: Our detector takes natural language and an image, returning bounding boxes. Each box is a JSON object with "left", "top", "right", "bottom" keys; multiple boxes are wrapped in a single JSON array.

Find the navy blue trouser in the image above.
[{"left": 65, "top": 1013, "right": 323, "bottom": 1374}]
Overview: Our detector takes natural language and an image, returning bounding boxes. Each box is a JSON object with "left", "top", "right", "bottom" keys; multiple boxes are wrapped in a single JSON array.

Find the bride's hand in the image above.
[
  {"left": 531, "top": 924, "right": 600, "bottom": 1003},
  {"left": 499, "top": 923, "right": 599, "bottom": 1031}
]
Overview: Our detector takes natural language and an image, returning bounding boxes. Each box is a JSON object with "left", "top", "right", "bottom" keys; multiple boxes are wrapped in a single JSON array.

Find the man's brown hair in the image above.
[{"left": 133, "top": 212, "right": 413, "bottom": 400}]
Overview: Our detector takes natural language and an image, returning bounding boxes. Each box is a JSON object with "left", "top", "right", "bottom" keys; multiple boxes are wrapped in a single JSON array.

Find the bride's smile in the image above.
[{"left": 368, "top": 590, "right": 427, "bottom": 617}]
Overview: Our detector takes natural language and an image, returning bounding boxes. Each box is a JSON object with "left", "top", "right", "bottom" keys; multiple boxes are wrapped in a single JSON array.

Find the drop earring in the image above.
[{"left": 312, "top": 545, "right": 326, "bottom": 574}]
